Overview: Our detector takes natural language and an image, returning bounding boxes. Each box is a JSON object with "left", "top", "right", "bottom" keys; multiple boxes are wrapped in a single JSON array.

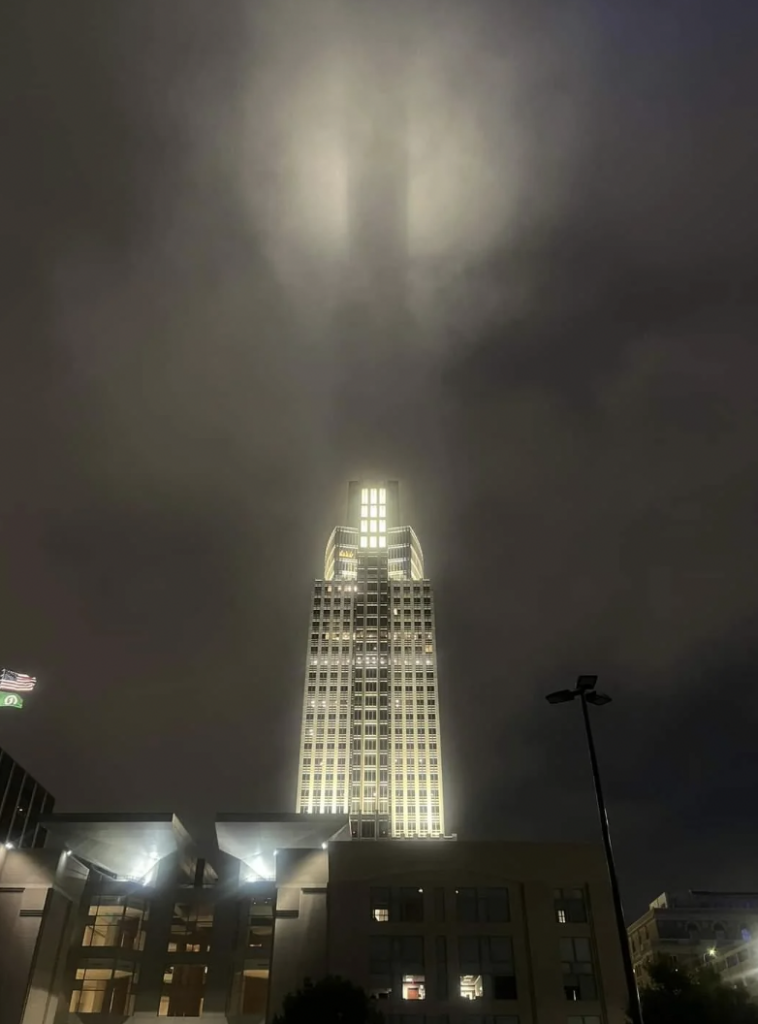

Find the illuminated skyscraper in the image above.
[{"left": 296, "top": 481, "right": 445, "bottom": 839}]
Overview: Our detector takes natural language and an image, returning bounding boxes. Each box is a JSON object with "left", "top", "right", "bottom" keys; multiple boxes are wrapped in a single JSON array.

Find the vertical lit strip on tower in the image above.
[
  {"left": 295, "top": 481, "right": 445, "bottom": 839},
  {"left": 358, "top": 486, "right": 387, "bottom": 549}
]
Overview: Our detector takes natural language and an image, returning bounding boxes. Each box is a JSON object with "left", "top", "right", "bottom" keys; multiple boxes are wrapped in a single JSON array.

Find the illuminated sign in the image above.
[
  {"left": 339, "top": 550, "right": 356, "bottom": 559},
  {"left": 0, "top": 694, "right": 23, "bottom": 710}
]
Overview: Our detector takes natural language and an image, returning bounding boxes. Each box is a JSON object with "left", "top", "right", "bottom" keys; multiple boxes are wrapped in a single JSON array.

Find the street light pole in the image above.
[
  {"left": 579, "top": 687, "right": 643, "bottom": 1024},
  {"left": 546, "top": 676, "right": 643, "bottom": 1024}
]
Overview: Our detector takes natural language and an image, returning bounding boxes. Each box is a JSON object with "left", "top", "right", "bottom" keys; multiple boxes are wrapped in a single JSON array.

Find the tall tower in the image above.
[{"left": 296, "top": 481, "right": 445, "bottom": 839}]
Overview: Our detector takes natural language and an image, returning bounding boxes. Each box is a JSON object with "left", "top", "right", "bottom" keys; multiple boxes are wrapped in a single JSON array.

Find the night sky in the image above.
[{"left": 3, "top": 1, "right": 758, "bottom": 919}]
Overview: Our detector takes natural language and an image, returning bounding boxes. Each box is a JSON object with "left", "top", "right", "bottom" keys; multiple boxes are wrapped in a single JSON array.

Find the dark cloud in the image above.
[{"left": 2, "top": 0, "right": 758, "bottom": 918}]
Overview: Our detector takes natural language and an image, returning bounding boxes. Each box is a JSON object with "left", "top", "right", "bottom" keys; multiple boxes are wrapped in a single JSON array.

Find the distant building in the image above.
[
  {"left": 0, "top": 811, "right": 629, "bottom": 1023},
  {"left": 628, "top": 890, "right": 758, "bottom": 983},
  {"left": 0, "top": 746, "right": 54, "bottom": 850}
]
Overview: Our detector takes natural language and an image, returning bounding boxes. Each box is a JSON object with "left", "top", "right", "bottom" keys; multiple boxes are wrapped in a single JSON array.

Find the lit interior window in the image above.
[
  {"left": 370, "top": 488, "right": 378, "bottom": 502},
  {"left": 362, "top": 488, "right": 368, "bottom": 502},
  {"left": 370, "top": 520, "right": 377, "bottom": 533},
  {"left": 360, "top": 537, "right": 368, "bottom": 548},
  {"left": 460, "top": 975, "right": 483, "bottom": 1000},
  {"left": 379, "top": 488, "right": 386, "bottom": 502},
  {"left": 402, "top": 975, "right": 425, "bottom": 1000},
  {"left": 361, "top": 519, "right": 368, "bottom": 534},
  {"left": 370, "top": 504, "right": 377, "bottom": 517},
  {"left": 379, "top": 537, "right": 387, "bottom": 548},
  {"left": 369, "top": 537, "right": 378, "bottom": 548},
  {"left": 379, "top": 520, "right": 386, "bottom": 532}
]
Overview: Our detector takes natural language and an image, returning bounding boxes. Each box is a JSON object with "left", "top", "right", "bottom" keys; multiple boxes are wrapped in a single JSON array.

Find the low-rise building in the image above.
[
  {"left": 628, "top": 890, "right": 758, "bottom": 983},
  {"left": 0, "top": 811, "right": 628, "bottom": 1024}
]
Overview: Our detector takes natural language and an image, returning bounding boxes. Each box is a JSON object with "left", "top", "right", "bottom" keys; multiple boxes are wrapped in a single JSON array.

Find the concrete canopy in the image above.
[
  {"left": 42, "top": 812, "right": 190, "bottom": 879},
  {"left": 215, "top": 812, "right": 350, "bottom": 868}
]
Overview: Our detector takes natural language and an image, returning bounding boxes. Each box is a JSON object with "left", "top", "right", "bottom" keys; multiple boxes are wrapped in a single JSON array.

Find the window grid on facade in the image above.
[
  {"left": 560, "top": 937, "right": 597, "bottom": 1001},
  {"left": 83, "top": 898, "right": 148, "bottom": 951},
  {"left": 459, "top": 935, "right": 517, "bottom": 1001},
  {"left": 295, "top": 483, "right": 445, "bottom": 838},
  {"left": 554, "top": 887, "right": 587, "bottom": 925},
  {"left": 69, "top": 963, "right": 139, "bottom": 1015}
]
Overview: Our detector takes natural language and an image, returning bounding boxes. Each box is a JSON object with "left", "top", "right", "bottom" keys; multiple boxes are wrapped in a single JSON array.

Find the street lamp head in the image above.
[
  {"left": 585, "top": 691, "right": 612, "bottom": 707},
  {"left": 576, "top": 675, "right": 598, "bottom": 691},
  {"left": 546, "top": 689, "right": 576, "bottom": 705}
]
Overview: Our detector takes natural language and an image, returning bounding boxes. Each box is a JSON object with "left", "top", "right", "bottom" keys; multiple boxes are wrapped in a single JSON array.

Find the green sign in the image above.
[{"left": 0, "top": 694, "right": 23, "bottom": 710}]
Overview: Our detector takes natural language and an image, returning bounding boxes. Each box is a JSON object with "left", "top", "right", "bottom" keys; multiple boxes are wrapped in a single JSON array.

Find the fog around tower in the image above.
[{"left": 2, "top": 0, "right": 758, "bottom": 913}]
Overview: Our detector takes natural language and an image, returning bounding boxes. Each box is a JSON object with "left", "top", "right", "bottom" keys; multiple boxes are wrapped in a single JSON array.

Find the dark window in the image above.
[
  {"left": 369, "top": 935, "right": 424, "bottom": 976},
  {"left": 493, "top": 974, "right": 518, "bottom": 1000},
  {"left": 399, "top": 887, "right": 424, "bottom": 922},
  {"left": 168, "top": 904, "right": 213, "bottom": 954},
  {"left": 160, "top": 963, "right": 207, "bottom": 1016},
  {"left": 554, "top": 887, "right": 587, "bottom": 924},
  {"left": 561, "top": 937, "right": 596, "bottom": 1001},
  {"left": 433, "top": 887, "right": 446, "bottom": 922},
  {"left": 456, "top": 887, "right": 510, "bottom": 923},
  {"left": 435, "top": 935, "right": 448, "bottom": 999}
]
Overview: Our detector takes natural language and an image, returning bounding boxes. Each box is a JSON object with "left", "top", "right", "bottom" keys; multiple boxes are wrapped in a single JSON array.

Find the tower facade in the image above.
[{"left": 296, "top": 481, "right": 445, "bottom": 839}]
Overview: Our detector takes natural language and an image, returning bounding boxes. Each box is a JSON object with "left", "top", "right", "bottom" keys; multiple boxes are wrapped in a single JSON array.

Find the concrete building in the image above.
[
  {"left": 0, "top": 811, "right": 627, "bottom": 1024},
  {"left": 628, "top": 890, "right": 758, "bottom": 983},
  {"left": 296, "top": 481, "right": 447, "bottom": 840},
  {"left": 0, "top": 746, "right": 55, "bottom": 850}
]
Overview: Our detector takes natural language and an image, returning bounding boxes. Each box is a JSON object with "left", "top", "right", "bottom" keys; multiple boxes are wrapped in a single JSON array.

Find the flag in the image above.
[
  {"left": 0, "top": 669, "right": 37, "bottom": 692},
  {"left": 0, "top": 694, "right": 23, "bottom": 709}
]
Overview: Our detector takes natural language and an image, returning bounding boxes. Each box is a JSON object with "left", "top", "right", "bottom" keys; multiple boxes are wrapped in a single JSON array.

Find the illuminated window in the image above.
[
  {"left": 360, "top": 537, "right": 368, "bottom": 548},
  {"left": 402, "top": 975, "right": 425, "bottom": 1000},
  {"left": 379, "top": 537, "right": 387, "bottom": 548},
  {"left": 69, "top": 964, "right": 138, "bottom": 1015},
  {"left": 458, "top": 936, "right": 517, "bottom": 1000},
  {"left": 379, "top": 488, "right": 386, "bottom": 502},
  {"left": 370, "top": 520, "right": 377, "bottom": 533},
  {"left": 371, "top": 887, "right": 390, "bottom": 921},
  {"left": 83, "top": 899, "right": 147, "bottom": 951},
  {"left": 370, "top": 537, "right": 378, "bottom": 548},
  {"left": 379, "top": 520, "right": 386, "bottom": 533},
  {"left": 459, "top": 974, "right": 483, "bottom": 1000},
  {"left": 370, "top": 488, "right": 378, "bottom": 502},
  {"left": 362, "top": 489, "right": 368, "bottom": 501}
]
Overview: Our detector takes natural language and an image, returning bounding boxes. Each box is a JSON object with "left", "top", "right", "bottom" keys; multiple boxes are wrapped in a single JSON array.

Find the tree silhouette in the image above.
[
  {"left": 272, "top": 975, "right": 384, "bottom": 1024},
  {"left": 637, "top": 955, "right": 758, "bottom": 1024}
]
